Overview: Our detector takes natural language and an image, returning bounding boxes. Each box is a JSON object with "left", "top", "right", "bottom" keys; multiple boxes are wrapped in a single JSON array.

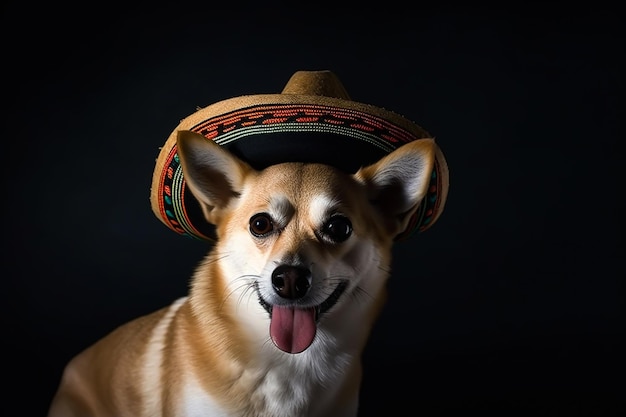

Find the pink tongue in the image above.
[{"left": 270, "top": 306, "right": 316, "bottom": 354}]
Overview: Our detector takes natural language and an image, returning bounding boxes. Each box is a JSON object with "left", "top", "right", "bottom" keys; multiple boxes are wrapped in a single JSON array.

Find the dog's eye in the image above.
[
  {"left": 322, "top": 215, "right": 352, "bottom": 243},
  {"left": 249, "top": 213, "right": 274, "bottom": 237}
]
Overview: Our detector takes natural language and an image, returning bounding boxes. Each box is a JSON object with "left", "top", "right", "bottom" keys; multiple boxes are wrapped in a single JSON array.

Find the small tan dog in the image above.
[{"left": 48, "top": 71, "right": 448, "bottom": 417}]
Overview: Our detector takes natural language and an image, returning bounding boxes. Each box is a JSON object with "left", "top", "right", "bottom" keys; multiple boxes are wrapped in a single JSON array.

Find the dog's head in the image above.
[{"left": 177, "top": 130, "right": 435, "bottom": 354}]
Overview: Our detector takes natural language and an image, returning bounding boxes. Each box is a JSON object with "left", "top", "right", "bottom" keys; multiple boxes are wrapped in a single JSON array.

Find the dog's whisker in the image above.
[
  {"left": 376, "top": 264, "right": 392, "bottom": 274},
  {"left": 221, "top": 274, "right": 260, "bottom": 311},
  {"left": 236, "top": 278, "right": 261, "bottom": 310},
  {"left": 202, "top": 251, "right": 232, "bottom": 264},
  {"left": 351, "top": 285, "right": 374, "bottom": 304}
]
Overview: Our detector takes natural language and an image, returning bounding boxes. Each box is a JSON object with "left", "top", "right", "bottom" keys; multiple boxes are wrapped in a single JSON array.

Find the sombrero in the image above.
[{"left": 150, "top": 70, "right": 449, "bottom": 242}]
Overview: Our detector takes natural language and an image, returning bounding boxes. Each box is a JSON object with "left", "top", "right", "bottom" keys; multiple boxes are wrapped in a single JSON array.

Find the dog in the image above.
[{"left": 48, "top": 129, "right": 436, "bottom": 417}]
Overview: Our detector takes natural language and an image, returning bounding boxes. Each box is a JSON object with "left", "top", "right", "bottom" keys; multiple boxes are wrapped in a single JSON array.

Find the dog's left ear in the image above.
[{"left": 354, "top": 139, "right": 435, "bottom": 237}]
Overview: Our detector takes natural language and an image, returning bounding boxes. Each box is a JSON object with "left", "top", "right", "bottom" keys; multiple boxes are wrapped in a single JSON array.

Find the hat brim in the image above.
[{"left": 150, "top": 94, "right": 449, "bottom": 242}]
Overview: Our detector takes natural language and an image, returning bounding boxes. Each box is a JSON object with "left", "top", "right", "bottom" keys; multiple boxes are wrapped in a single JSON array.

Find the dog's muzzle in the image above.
[{"left": 256, "top": 264, "right": 348, "bottom": 354}]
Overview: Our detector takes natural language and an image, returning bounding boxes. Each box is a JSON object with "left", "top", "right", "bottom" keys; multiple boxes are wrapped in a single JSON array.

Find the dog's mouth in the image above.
[{"left": 256, "top": 281, "right": 348, "bottom": 354}]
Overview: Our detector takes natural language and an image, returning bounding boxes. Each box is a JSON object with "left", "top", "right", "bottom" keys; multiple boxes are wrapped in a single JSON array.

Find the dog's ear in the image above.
[
  {"left": 354, "top": 139, "right": 435, "bottom": 237},
  {"left": 176, "top": 130, "right": 254, "bottom": 225}
]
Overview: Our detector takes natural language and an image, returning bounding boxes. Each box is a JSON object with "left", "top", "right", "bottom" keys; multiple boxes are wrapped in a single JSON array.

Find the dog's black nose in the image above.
[{"left": 271, "top": 265, "right": 311, "bottom": 299}]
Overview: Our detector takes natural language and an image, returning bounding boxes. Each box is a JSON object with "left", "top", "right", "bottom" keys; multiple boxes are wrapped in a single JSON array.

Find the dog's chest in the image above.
[{"left": 177, "top": 352, "right": 349, "bottom": 417}]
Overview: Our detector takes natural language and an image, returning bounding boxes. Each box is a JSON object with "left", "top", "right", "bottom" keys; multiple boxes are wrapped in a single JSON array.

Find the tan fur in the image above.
[{"left": 48, "top": 131, "right": 436, "bottom": 417}]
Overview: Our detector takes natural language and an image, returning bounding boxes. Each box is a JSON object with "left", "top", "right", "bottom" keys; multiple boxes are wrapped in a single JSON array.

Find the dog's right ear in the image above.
[{"left": 176, "top": 130, "right": 254, "bottom": 225}]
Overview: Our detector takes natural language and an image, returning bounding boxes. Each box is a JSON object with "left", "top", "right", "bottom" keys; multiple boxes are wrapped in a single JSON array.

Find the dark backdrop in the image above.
[{"left": 3, "top": 3, "right": 624, "bottom": 416}]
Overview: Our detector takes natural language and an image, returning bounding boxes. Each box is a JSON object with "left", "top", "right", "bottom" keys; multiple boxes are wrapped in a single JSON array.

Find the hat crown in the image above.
[{"left": 280, "top": 70, "right": 352, "bottom": 100}]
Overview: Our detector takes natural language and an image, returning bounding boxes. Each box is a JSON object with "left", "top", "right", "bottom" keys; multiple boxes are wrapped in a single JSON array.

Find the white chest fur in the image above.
[{"left": 174, "top": 341, "right": 357, "bottom": 417}]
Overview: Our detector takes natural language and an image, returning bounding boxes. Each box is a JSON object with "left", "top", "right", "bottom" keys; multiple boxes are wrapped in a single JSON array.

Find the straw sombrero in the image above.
[{"left": 150, "top": 70, "right": 449, "bottom": 242}]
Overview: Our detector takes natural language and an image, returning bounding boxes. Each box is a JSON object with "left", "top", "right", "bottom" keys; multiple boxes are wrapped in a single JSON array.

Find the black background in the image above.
[{"left": 3, "top": 3, "right": 624, "bottom": 416}]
